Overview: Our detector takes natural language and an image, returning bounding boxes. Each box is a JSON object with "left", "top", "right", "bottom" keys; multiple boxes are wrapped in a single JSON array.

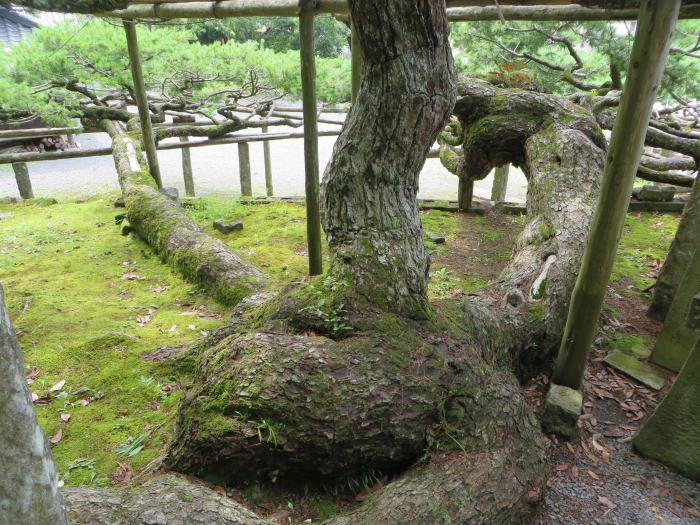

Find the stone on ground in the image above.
[
  {"left": 426, "top": 231, "right": 446, "bottom": 244},
  {"left": 636, "top": 185, "right": 676, "bottom": 202},
  {"left": 541, "top": 384, "right": 582, "bottom": 440},
  {"left": 604, "top": 350, "right": 665, "bottom": 390},
  {"left": 213, "top": 219, "right": 243, "bottom": 234}
]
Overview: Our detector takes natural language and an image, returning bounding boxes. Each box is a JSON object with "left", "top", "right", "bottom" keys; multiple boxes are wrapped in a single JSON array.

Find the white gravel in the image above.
[{"left": 0, "top": 120, "right": 528, "bottom": 203}]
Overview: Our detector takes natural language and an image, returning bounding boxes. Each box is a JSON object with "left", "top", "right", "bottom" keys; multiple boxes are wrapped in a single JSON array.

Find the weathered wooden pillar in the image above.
[
  {"left": 491, "top": 164, "right": 509, "bottom": 202},
  {"left": 238, "top": 142, "right": 252, "bottom": 197},
  {"left": 123, "top": 19, "right": 163, "bottom": 189},
  {"left": 174, "top": 116, "right": 195, "bottom": 197},
  {"left": 651, "top": 242, "right": 700, "bottom": 371},
  {"left": 458, "top": 178, "right": 473, "bottom": 210},
  {"left": 262, "top": 125, "right": 273, "bottom": 197},
  {"left": 553, "top": 0, "right": 681, "bottom": 389},
  {"left": 634, "top": 292, "right": 700, "bottom": 481},
  {"left": 300, "top": 3, "right": 323, "bottom": 276},
  {"left": 12, "top": 162, "right": 34, "bottom": 199},
  {"left": 351, "top": 21, "right": 363, "bottom": 104}
]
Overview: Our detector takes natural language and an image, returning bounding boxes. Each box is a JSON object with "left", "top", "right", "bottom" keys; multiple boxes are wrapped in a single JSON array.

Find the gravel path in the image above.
[{"left": 0, "top": 120, "right": 528, "bottom": 202}]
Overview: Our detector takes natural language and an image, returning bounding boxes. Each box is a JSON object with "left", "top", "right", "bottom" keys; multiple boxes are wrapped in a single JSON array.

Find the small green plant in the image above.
[
  {"left": 302, "top": 276, "right": 352, "bottom": 337},
  {"left": 139, "top": 375, "right": 168, "bottom": 400},
  {"left": 256, "top": 419, "right": 280, "bottom": 447},
  {"left": 64, "top": 457, "right": 108, "bottom": 486},
  {"left": 115, "top": 433, "right": 148, "bottom": 458},
  {"left": 431, "top": 267, "right": 455, "bottom": 296}
]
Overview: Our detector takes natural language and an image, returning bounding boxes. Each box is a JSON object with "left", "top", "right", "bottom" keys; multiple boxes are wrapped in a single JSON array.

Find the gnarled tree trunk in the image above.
[
  {"left": 160, "top": 76, "right": 606, "bottom": 523},
  {"left": 320, "top": 0, "right": 456, "bottom": 319}
]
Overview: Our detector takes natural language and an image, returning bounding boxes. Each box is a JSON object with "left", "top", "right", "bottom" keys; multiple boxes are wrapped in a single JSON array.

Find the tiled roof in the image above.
[{"left": 0, "top": 6, "right": 38, "bottom": 51}]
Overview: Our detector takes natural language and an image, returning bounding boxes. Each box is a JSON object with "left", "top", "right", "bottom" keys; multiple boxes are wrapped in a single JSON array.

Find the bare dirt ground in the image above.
[{"left": 529, "top": 286, "right": 700, "bottom": 525}]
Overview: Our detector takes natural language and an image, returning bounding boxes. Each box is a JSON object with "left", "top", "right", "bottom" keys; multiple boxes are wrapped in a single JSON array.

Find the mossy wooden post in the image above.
[
  {"left": 262, "top": 125, "right": 273, "bottom": 197},
  {"left": 123, "top": 19, "right": 162, "bottom": 189},
  {"left": 300, "top": 2, "right": 323, "bottom": 276},
  {"left": 648, "top": 177, "right": 700, "bottom": 321},
  {"left": 458, "top": 178, "right": 473, "bottom": 210},
  {"left": 650, "top": 242, "right": 700, "bottom": 371},
  {"left": 351, "top": 21, "right": 363, "bottom": 104},
  {"left": 238, "top": 142, "right": 252, "bottom": 197},
  {"left": 174, "top": 116, "right": 195, "bottom": 196},
  {"left": 491, "top": 164, "right": 509, "bottom": 202},
  {"left": 12, "top": 162, "right": 34, "bottom": 199},
  {"left": 553, "top": 0, "right": 681, "bottom": 390},
  {"left": 634, "top": 292, "right": 700, "bottom": 481}
]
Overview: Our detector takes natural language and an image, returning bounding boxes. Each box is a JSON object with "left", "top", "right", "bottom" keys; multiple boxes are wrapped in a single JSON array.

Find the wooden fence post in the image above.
[
  {"left": 123, "top": 19, "right": 163, "bottom": 189},
  {"left": 491, "top": 164, "right": 509, "bottom": 202},
  {"left": 300, "top": 4, "right": 324, "bottom": 276},
  {"left": 458, "top": 179, "right": 473, "bottom": 210},
  {"left": 262, "top": 125, "right": 273, "bottom": 197},
  {"left": 552, "top": 0, "right": 682, "bottom": 390},
  {"left": 174, "top": 116, "right": 195, "bottom": 196},
  {"left": 238, "top": 142, "right": 252, "bottom": 197},
  {"left": 12, "top": 162, "right": 34, "bottom": 199}
]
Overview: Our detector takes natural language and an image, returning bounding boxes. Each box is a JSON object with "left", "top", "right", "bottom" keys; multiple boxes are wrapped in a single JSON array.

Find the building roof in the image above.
[{"left": 0, "top": 5, "right": 37, "bottom": 51}]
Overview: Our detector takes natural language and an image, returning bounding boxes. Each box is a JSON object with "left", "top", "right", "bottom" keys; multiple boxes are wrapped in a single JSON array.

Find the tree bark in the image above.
[
  {"left": 0, "top": 284, "right": 67, "bottom": 525},
  {"left": 319, "top": 0, "right": 456, "bottom": 318},
  {"left": 63, "top": 474, "right": 272, "bottom": 525},
  {"left": 648, "top": 178, "right": 700, "bottom": 321},
  {"left": 650, "top": 238, "right": 700, "bottom": 372},
  {"left": 491, "top": 164, "right": 510, "bottom": 202}
]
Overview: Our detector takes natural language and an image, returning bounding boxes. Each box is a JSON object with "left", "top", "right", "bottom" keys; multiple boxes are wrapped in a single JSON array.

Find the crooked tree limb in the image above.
[{"left": 103, "top": 119, "right": 267, "bottom": 306}]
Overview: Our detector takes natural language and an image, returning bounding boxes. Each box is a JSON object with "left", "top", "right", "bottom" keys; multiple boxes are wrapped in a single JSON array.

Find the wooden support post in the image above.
[
  {"left": 650, "top": 242, "right": 700, "bottom": 371},
  {"left": 458, "top": 178, "right": 473, "bottom": 211},
  {"left": 553, "top": 0, "right": 681, "bottom": 390},
  {"left": 491, "top": 164, "right": 509, "bottom": 202},
  {"left": 262, "top": 125, "right": 273, "bottom": 197},
  {"left": 238, "top": 142, "right": 252, "bottom": 197},
  {"left": 180, "top": 136, "right": 195, "bottom": 197},
  {"left": 174, "top": 116, "right": 195, "bottom": 197},
  {"left": 351, "top": 21, "right": 363, "bottom": 104},
  {"left": 633, "top": 291, "right": 700, "bottom": 481},
  {"left": 300, "top": 5, "right": 323, "bottom": 276},
  {"left": 12, "top": 162, "right": 34, "bottom": 200},
  {"left": 123, "top": 19, "right": 163, "bottom": 189}
]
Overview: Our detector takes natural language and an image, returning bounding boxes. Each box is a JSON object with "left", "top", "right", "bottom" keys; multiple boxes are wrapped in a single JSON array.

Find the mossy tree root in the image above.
[
  {"left": 162, "top": 304, "right": 548, "bottom": 523},
  {"left": 450, "top": 77, "right": 607, "bottom": 364},
  {"left": 63, "top": 474, "right": 274, "bottom": 525},
  {"left": 104, "top": 120, "right": 267, "bottom": 305}
]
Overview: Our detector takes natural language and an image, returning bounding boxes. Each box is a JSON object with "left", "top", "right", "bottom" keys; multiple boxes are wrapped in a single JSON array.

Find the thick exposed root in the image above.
[
  {"left": 104, "top": 120, "right": 267, "bottom": 306},
  {"left": 63, "top": 474, "right": 273, "bottom": 525}
]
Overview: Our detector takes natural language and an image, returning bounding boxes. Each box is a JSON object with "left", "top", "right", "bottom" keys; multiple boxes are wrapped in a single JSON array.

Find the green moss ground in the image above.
[
  {"left": 0, "top": 196, "right": 680, "bottom": 489},
  {"left": 612, "top": 212, "right": 678, "bottom": 290}
]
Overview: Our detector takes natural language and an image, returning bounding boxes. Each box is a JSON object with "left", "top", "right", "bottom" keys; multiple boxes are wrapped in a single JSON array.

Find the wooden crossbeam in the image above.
[{"left": 103, "top": 1, "right": 700, "bottom": 20}]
